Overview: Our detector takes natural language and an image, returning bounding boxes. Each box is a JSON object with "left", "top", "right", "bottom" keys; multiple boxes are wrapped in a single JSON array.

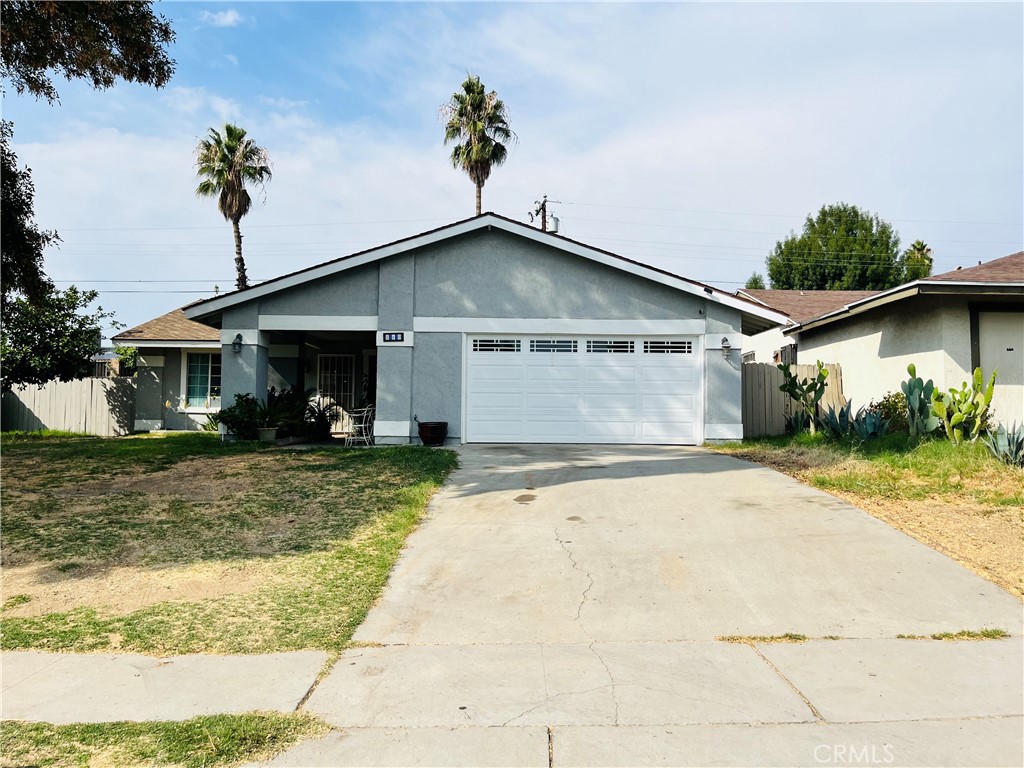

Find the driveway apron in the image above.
[{"left": 267, "top": 445, "right": 1023, "bottom": 767}]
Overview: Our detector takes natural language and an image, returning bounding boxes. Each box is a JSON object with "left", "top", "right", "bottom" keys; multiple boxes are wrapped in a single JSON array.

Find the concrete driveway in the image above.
[{"left": 264, "top": 445, "right": 1023, "bottom": 767}]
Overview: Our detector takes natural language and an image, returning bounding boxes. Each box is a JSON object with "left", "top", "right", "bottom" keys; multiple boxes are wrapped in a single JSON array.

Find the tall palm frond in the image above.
[
  {"left": 441, "top": 75, "right": 514, "bottom": 215},
  {"left": 905, "top": 239, "right": 933, "bottom": 280},
  {"left": 194, "top": 124, "right": 272, "bottom": 289}
]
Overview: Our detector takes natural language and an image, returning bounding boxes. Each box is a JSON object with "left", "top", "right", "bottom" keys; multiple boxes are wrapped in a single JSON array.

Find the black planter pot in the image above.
[{"left": 417, "top": 421, "right": 448, "bottom": 446}]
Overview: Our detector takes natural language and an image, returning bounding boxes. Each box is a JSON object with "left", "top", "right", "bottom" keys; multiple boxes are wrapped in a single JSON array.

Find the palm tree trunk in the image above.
[
  {"left": 232, "top": 219, "right": 248, "bottom": 290},
  {"left": 475, "top": 183, "right": 482, "bottom": 216}
]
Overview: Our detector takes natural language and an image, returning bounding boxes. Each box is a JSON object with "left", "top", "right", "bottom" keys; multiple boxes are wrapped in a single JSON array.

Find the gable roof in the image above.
[
  {"left": 112, "top": 306, "right": 220, "bottom": 345},
  {"left": 927, "top": 251, "right": 1023, "bottom": 282},
  {"left": 183, "top": 212, "right": 789, "bottom": 332},
  {"left": 792, "top": 250, "right": 1024, "bottom": 334},
  {"left": 737, "top": 289, "right": 879, "bottom": 324}
]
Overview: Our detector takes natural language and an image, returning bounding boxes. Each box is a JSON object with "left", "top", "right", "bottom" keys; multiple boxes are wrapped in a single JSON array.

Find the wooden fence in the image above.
[
  {"left": 1, "top": 377, "right": 136, "bottom": 436},
  {"left": 742, "top": 362, "right": 845, "bottom": 439}
]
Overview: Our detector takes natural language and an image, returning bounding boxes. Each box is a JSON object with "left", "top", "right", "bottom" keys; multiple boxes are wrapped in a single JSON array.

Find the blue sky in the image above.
[{"left": 5, "top": 1, "right": 1022, "bottom": 336}]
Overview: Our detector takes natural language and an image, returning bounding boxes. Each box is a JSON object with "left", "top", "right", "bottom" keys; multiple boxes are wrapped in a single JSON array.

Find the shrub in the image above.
[
  {"left": 217, "top": 394, "right": 261, "bottom": 440},
  {"left": 868, "top": 392, "right": 908, "bottom": 434}
]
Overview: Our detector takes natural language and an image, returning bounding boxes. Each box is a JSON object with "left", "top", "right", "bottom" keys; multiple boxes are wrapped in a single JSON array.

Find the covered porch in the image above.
[{"left": 222, "top": 327, "right": 378, "bottom": 438}]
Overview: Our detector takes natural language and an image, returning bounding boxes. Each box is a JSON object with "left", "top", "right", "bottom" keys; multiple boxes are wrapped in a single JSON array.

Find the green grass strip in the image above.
[{"left": 0, "top": 712, "right": 327, "bottom": 768}]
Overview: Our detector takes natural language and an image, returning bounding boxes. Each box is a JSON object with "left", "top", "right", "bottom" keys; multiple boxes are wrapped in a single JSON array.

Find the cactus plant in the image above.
[
  {"left": 778, "top": 361, "right": 829, "bottom": 435},
  {"left": 931, "top": 367, "right": 997, "bottom": 444},
  {"left": 901, "top": 363, "right": 939, "bottom": 438}
]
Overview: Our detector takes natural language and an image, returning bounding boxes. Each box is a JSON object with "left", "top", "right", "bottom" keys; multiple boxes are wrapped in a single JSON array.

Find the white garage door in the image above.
[{"left": 465, "top": 335, "right": 702, "bottom": 444}]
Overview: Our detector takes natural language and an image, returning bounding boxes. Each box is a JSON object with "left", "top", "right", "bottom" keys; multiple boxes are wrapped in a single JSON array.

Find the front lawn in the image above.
[
  {"left": 1, "top": 433, "right": 458, "bottom": 654},
  {"left": 712, "top": 434, "right": 1024, "bottom": 598}
]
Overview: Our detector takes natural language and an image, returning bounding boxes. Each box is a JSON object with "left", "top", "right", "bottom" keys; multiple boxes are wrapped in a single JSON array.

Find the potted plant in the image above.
[{"left": 255, "top": 399, "right": 281, "bottom": 443}]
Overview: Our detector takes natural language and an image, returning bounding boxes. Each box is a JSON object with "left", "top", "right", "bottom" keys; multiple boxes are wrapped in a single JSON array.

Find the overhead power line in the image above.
[
  {"left": 560, "top": 201, "right": 1024, "bottom": 228},
  {"left": 560, "top": 216, "right": 1022, "bottom": 245},
  {"left": 54, "top": 217, "right": 451, "bottom": 233}
]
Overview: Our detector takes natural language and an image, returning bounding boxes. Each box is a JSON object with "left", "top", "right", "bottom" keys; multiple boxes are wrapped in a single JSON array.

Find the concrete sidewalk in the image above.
[{"left": 1, "top": 651, "right": 326, "bottom": 723}]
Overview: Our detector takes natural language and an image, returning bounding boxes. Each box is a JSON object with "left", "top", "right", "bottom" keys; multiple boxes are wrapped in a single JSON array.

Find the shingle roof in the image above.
[
  {"left": 112, "top": 307, "right": 219, "bottom": 343},
  {"left": 738, "top": 289, "right": 879, "bottom": 323},
  {"left": 926, "top": 251, "right": 1024, "bottom": 283}
]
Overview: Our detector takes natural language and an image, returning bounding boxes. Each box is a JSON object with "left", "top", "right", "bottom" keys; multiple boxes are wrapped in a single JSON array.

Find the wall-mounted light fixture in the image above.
[
  {"left": 721, "top": 337, "right": 732, "bottom": 359},
  {"left": 232, "top": 333, "right": 243, "bottom": 353}
]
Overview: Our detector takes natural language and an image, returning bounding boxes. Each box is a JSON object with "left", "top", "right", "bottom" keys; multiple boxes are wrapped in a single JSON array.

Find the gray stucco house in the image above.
[{"left": 120, "top": 214, "right": 787, "bottom": 444}]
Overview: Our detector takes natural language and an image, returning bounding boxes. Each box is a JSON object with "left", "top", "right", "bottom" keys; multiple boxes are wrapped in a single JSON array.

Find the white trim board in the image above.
[
  {"left": 184, "top": 215, "right": 789, "bottom": 326},
  {"left": 374, "top": 420, "right": 411, "bottom": 437},
  {"left": 704, "top": 424, "right": 743, "bottom": 441},
  {"left": 414, "top": 317, "right": 707, "bottom": 334},
  {"left": 257, "top": 315, "right": 378, "bottom": 331}
]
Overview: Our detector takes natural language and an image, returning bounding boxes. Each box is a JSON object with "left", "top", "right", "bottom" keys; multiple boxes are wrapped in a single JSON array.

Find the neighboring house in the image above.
[
  {"left": 739, "top": 289, "right": 879, "bottom": 364},
  {"left": 112, "top": 306, "right": 223, "bottom": 431},
  {"left": 745, "top": 252, "right": 1023, "bottom": 425},
  {"left": 159, "top": 213, "right": 788, "bottom": 444}
]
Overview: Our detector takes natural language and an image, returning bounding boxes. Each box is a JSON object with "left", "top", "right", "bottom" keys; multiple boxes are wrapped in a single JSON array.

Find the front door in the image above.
[{"left": 317, "top": 354, "right": 355, "bottom": 433}]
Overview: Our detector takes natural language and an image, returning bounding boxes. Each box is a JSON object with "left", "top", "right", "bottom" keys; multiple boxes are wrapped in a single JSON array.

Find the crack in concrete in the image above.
[
  {"left": 589, "top": 643, "right": 620, "bottom": 726},
  {"left": 749, "top": 644, "right": 826, "bottom": 722},
  {"left": 500, "top": 684, "right": 615, "bottom": 726},
  {"left": 554, "top": 527, "right": 594, "bottom": 621}
]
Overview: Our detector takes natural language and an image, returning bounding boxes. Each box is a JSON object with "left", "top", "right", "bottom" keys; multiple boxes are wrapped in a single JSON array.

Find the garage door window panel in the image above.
[{"left": 587, "top": 340, "right": 635, "bottom": 354}]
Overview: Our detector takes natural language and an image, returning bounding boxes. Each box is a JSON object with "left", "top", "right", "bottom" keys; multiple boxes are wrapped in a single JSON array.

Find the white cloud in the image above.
[
  {"left": 223, "top": 54, "right": 239, "bottom": 67},
  {"left": 199, "top": 9, "right": 243, "bottom": 28},
  {"left": 259, "top": 95, "right": 309, "bottom": 111}
]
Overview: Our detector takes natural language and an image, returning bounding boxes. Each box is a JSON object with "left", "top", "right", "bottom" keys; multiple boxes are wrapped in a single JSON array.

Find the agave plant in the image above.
[
  {"left": 852, "top": 406, "right": 890, "bottom": 441},
  {"left": 817, "top": 401, "right": 853, "bottom": 439},
  {"left": 982, "top": 422, "right": 1024, "bottom": 468}
]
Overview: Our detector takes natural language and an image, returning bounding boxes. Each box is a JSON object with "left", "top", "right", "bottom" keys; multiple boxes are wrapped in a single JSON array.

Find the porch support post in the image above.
[
  {"left": 374, "top": 253, "right": 414, "bottom": 443},
  {"left": 220, "top": 329, "right": 270, "bottom": 406}
]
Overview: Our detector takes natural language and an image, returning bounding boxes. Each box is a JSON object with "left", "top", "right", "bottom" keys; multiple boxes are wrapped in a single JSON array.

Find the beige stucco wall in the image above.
[
  {"left": 744, "top": 326, "right": 795, "bottom": 363},
  {"left": 796, "top": 296, "right": 973, "bottom": 408}
]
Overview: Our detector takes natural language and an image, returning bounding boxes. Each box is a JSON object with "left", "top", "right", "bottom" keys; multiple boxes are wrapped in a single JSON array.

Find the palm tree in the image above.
[
  {"left": 195, "top": 124, "right": 272, "bottom": 290},
  {"left": 904, "top": 240, "right": 933, "bottom": 281},
  {"left": 442, "top": 75, "right": 513, "bottom": 215}
]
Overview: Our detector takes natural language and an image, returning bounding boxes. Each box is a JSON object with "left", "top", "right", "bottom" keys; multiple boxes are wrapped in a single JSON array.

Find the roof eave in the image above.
[{"left": 793, "top": 281, "right": 1024, "bottom": 334}]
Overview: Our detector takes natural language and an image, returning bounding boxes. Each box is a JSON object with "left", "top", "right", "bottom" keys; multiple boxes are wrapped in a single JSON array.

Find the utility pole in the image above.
[{"left": 529, "top": 195, "right": 560, "bottom": 232}]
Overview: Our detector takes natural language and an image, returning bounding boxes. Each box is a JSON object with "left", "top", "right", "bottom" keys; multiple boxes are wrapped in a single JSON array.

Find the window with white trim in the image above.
[
  {"left": 473, "top": 339, "right": 521, "bottom": 352},
  {"left": 186, "top": 353, "right": 222, "bottom": 408},
  {"left": 530, "top": 339, "right": 577, "bottom": 353},
  {"left": 586, "top": 340, "right": 634, "bottom": 353}
]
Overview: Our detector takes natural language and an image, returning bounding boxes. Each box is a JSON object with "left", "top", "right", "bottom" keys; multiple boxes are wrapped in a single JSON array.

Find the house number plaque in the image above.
[{"left": 382, "top": 332, "right": 405, "bottom": 343}]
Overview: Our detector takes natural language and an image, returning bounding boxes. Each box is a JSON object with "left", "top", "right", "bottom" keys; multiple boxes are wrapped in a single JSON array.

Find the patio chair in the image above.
[{"left": 346, "top": 405, "right": 375, "bottom": 446}]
